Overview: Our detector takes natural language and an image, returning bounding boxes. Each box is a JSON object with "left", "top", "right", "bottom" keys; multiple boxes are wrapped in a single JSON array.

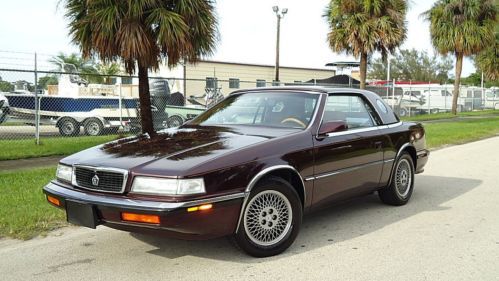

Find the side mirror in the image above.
[{"left": 317, "top": 121, "right": 348, "bottom": 138}]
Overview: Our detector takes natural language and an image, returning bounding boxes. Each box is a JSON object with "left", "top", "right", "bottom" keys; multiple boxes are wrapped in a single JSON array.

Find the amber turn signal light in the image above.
[
  {"left": 121, "top": 212, "right": 160, "bottom": 224},
  {"left": 187, "top": 204, "right": 213, "bottom": 212},
  {"left": 47, "top": 195, "right": 60, "bottom": 207}
]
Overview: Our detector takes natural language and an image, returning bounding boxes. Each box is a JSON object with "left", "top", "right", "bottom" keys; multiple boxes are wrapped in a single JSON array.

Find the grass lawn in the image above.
[
  {"left": 0, "top": 166, "right": 66, "bottom": 240},
  {"left": 0, "top": 135, "right": 121, "bottom": 161},
  {"left": 424, "top": 117, "right": 499, "bottom": 148},
  {"left": 402, "top": 109, "right": 499, "bottom": 122}
]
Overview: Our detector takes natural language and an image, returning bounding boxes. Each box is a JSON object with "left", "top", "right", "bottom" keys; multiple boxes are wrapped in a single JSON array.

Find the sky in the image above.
[{"left": 0, "top": 0, "right": 476, "bottom": 78}]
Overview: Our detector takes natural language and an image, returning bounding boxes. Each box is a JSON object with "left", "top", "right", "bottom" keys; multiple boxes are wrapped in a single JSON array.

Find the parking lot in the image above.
[
  {"left": 1, "top": 136, "right": 498, "bottom": 281},
  {"left": 0, "top": 125, "right": 60, "bottom": 140}
]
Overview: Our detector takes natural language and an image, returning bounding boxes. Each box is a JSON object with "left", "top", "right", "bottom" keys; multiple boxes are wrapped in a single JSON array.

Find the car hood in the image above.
[{"left": 61, "top": 125, "right": 299, "bottom": 177}]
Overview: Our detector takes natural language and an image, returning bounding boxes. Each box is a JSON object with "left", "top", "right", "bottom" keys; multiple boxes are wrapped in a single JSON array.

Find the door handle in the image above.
[{"left": 374, "top": 141, "right": 383, "bottom": 149}]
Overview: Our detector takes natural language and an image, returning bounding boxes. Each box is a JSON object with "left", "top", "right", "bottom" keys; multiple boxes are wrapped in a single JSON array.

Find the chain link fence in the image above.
[{"left": 1, "top": 51, "right": 497, "bottom": 142}]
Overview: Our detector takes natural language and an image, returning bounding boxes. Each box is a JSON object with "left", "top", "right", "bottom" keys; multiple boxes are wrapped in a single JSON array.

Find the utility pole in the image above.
[
  {"left": 386, "top": 55, "right": 392, "bottom": 107},
  {"left": 34, "top": 52, "right": 40, "bottom": 145},
  {"left": 273, "top": 6, "right": 287, "bottom": 83}
]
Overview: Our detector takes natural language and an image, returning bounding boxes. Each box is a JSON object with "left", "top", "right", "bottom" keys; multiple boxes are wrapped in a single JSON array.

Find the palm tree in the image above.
[
  {"left": 476, "top": 25, "right": 498, "bottom": 81},
  {"left": 325, "top": 0, "right": 407, "bottom": 89},
  {"left": 50, "top": 52, "right": 100, "bottom": 83},
  {"left": 64, "top": 0, "right": 218, "bottom": 134},
  {"left": 96, "top": 62, "right": 122, "bottom": 85},
  {"left": 423, "top": 0, "right": 496, "bottom": 115}
]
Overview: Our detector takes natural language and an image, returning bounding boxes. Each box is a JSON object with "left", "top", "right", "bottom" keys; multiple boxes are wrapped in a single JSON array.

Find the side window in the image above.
[{"left": 324, "top": 95, "right": 375, "bottom": 129}]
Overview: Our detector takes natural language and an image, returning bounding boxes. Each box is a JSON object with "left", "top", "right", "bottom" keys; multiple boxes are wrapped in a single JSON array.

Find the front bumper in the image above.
[{"left": 43, "top": 182, "right": 245, "bottom": 240}]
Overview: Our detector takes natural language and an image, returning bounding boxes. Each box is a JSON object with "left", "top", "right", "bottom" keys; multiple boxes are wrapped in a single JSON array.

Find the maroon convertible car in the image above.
[{"left": 44, "top": 87, "right": 429, "bottom": 257}]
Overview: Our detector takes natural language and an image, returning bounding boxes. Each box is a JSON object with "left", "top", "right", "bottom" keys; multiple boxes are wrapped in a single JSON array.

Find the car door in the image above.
[{"left": 312, "top": 94, "right": 383, "bottom": 208}]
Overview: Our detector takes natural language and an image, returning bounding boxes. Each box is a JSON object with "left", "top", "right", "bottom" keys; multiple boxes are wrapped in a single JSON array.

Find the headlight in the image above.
[
  {"left": 56, "top": 164, "right": 73, "bottom": 182},
  {"left": 131, "top": 177, "right": 205, "bottom": 196}
]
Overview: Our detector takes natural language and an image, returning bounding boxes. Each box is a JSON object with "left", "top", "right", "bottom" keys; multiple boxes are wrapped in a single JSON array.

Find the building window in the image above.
[
  {"left": 229, "top": 78, "right": 240, "bottom": 89},
  {"left": 121, "top": 77, "right": 133, "bottom": 85},
  {"left": 108, "top": 77, "right": 117, "bottom": 85},
  {"left": 256, "top": 79, "right": 266, "bottom": 87},
  {"left": 206, "top": 77, "right": 217, "bottom": 89},
  {"left": 272, "top": 80, "right": 280, "bottom": 86}
]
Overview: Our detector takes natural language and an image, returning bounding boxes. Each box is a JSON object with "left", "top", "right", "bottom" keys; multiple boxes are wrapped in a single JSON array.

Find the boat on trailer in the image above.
[
  {"left": 4, "top": 62, "right": 205, "bottom": 136},
  {"left": 4, "top": 62, "right": 141, "bottom": 136}
]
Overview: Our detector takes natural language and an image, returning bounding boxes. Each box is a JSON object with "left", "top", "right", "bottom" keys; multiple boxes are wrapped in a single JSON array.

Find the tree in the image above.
[
  {"left": 50, "top": 52, "right": 100, "bottom": 83},
  {"left": 38, "top": 76, "right": 59, "bottom": 90},
  {"left": 368, "top": 49, "right": 453, "bottom": 83},
  {"left": 475, "top": 25, "right": 498, "bottom": 81},
  {"left": 325, "top": 0, "right": 407, "bottom": 89},
  {"left": 461, "top": 71, "right": 499, "bottom": 88},
  {"left": 64, "top": 0, "right": 218, "bottom": 135},
  {"left": 0, "top": 81, "right": 14, "bottom": 92},
  {"left": 423, "top": 0, "right": 496, "bottom": 114},
  {"left": 460, "top": 72, "right": 482, "bottom": 86},
  {"left": 96, "top": 62, "right": 122, "bottom": 85}
]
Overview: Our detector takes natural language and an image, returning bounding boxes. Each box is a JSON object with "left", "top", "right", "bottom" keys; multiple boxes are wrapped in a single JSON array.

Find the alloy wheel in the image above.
[
  {"left": 395, "top": 158, "right": 412, "bottom": 198},
  {"left": 243, "top": 190, "right": 293, "bottom": 247}
]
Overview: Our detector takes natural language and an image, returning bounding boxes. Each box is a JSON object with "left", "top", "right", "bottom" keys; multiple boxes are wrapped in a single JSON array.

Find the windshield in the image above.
[{"left": 190, "top": 92, "right": 319, "bottom": 129}]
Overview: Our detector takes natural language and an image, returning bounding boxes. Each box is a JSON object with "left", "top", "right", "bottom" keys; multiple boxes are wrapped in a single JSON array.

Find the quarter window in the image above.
[
  {"left": 323, "top": 95, "right": 375, "bottom": 129},
  {"left": 376, "top": 99, "right": 388, "bottom": 114}
]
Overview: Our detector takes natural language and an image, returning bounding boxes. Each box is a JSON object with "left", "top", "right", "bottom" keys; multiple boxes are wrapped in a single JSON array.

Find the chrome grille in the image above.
[{"left": 73, "top": 166, "right": 128, "bottom": 193}]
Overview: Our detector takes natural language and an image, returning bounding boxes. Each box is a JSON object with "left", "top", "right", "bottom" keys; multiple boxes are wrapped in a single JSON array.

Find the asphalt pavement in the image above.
[
  {"left": 0, "top": 125, "right": 62, "bottom": 139},
  {"left": 1, "top": 137, "right": 499, "bottom": 281}
]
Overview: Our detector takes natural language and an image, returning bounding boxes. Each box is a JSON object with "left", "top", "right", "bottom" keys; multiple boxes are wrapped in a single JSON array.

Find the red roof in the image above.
[{"left": 369, "top": 80, "right": 436, "bottom": 86}]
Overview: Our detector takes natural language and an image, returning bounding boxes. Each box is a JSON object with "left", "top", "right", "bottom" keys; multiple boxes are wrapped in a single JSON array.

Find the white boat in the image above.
[
  {"left": 0, "top": 93, "right": 9, "bottom": 124},
  {"left": 5, "top": 62, "right": 146, "bottom": 136},
  {"left": 4, "top": 62, "right": 208, "bottom": 136}
]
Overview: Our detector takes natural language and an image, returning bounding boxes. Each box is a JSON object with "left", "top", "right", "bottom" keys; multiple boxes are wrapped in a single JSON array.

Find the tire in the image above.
[
  {"left": 379, "top": 152, "right": 415, "bottom": 206},
  {"left": 167, "top": 115, "right": 184, "bottom": 128},
  {"left": 58, "top": 117, "right": 80, "bottom": 137},
  {"left": 399, "top": 107, "right": 408, "bottom": 117},
  {"left": 234, "top": 176, "right": 302, "bottom": 257},
  {"left": 84, "top": 118, "right": 104, "bottom": 136}
]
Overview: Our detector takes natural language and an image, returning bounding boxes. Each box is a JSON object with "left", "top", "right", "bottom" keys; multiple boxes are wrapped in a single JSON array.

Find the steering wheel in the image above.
[{"left": 281, "top": 117, "right": 306, "bottom": 128}]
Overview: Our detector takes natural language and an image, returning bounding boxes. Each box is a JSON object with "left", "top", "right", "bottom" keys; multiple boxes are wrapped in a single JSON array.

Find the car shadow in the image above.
[{"left": 129, "top": 175, "right": 481, "bottom": 262}]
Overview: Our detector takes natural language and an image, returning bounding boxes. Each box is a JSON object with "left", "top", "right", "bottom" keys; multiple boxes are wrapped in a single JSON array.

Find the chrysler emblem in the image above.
[{"left": 91, "top": 174, "right": 100, "bottom": 186}]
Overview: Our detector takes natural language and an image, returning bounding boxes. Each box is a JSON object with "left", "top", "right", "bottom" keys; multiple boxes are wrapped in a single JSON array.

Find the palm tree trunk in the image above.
[
  {"left": 452, "top": 52, "right": 463, "bottom": 115},
  {"left": 359, "top": 52, "right": 368, "bottom": 90},
  {"left": 138, "top": 65, "right": 154, "bottom": 135}
]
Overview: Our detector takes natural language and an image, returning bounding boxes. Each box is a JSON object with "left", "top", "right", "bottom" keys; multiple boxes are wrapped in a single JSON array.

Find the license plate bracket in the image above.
[{"left": 66, "top": 200, "right": 98, "bottom": 229}]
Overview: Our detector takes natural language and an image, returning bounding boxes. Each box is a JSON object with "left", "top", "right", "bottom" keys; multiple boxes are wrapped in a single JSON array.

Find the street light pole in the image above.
[{"left": 273, "top": 6, "right": 287, "bottom": 83}]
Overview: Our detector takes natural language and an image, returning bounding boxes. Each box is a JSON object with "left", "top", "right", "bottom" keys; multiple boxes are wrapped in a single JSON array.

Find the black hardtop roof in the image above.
[{"left": 231, "top": 86, "right": 380, "bottom": 99}]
